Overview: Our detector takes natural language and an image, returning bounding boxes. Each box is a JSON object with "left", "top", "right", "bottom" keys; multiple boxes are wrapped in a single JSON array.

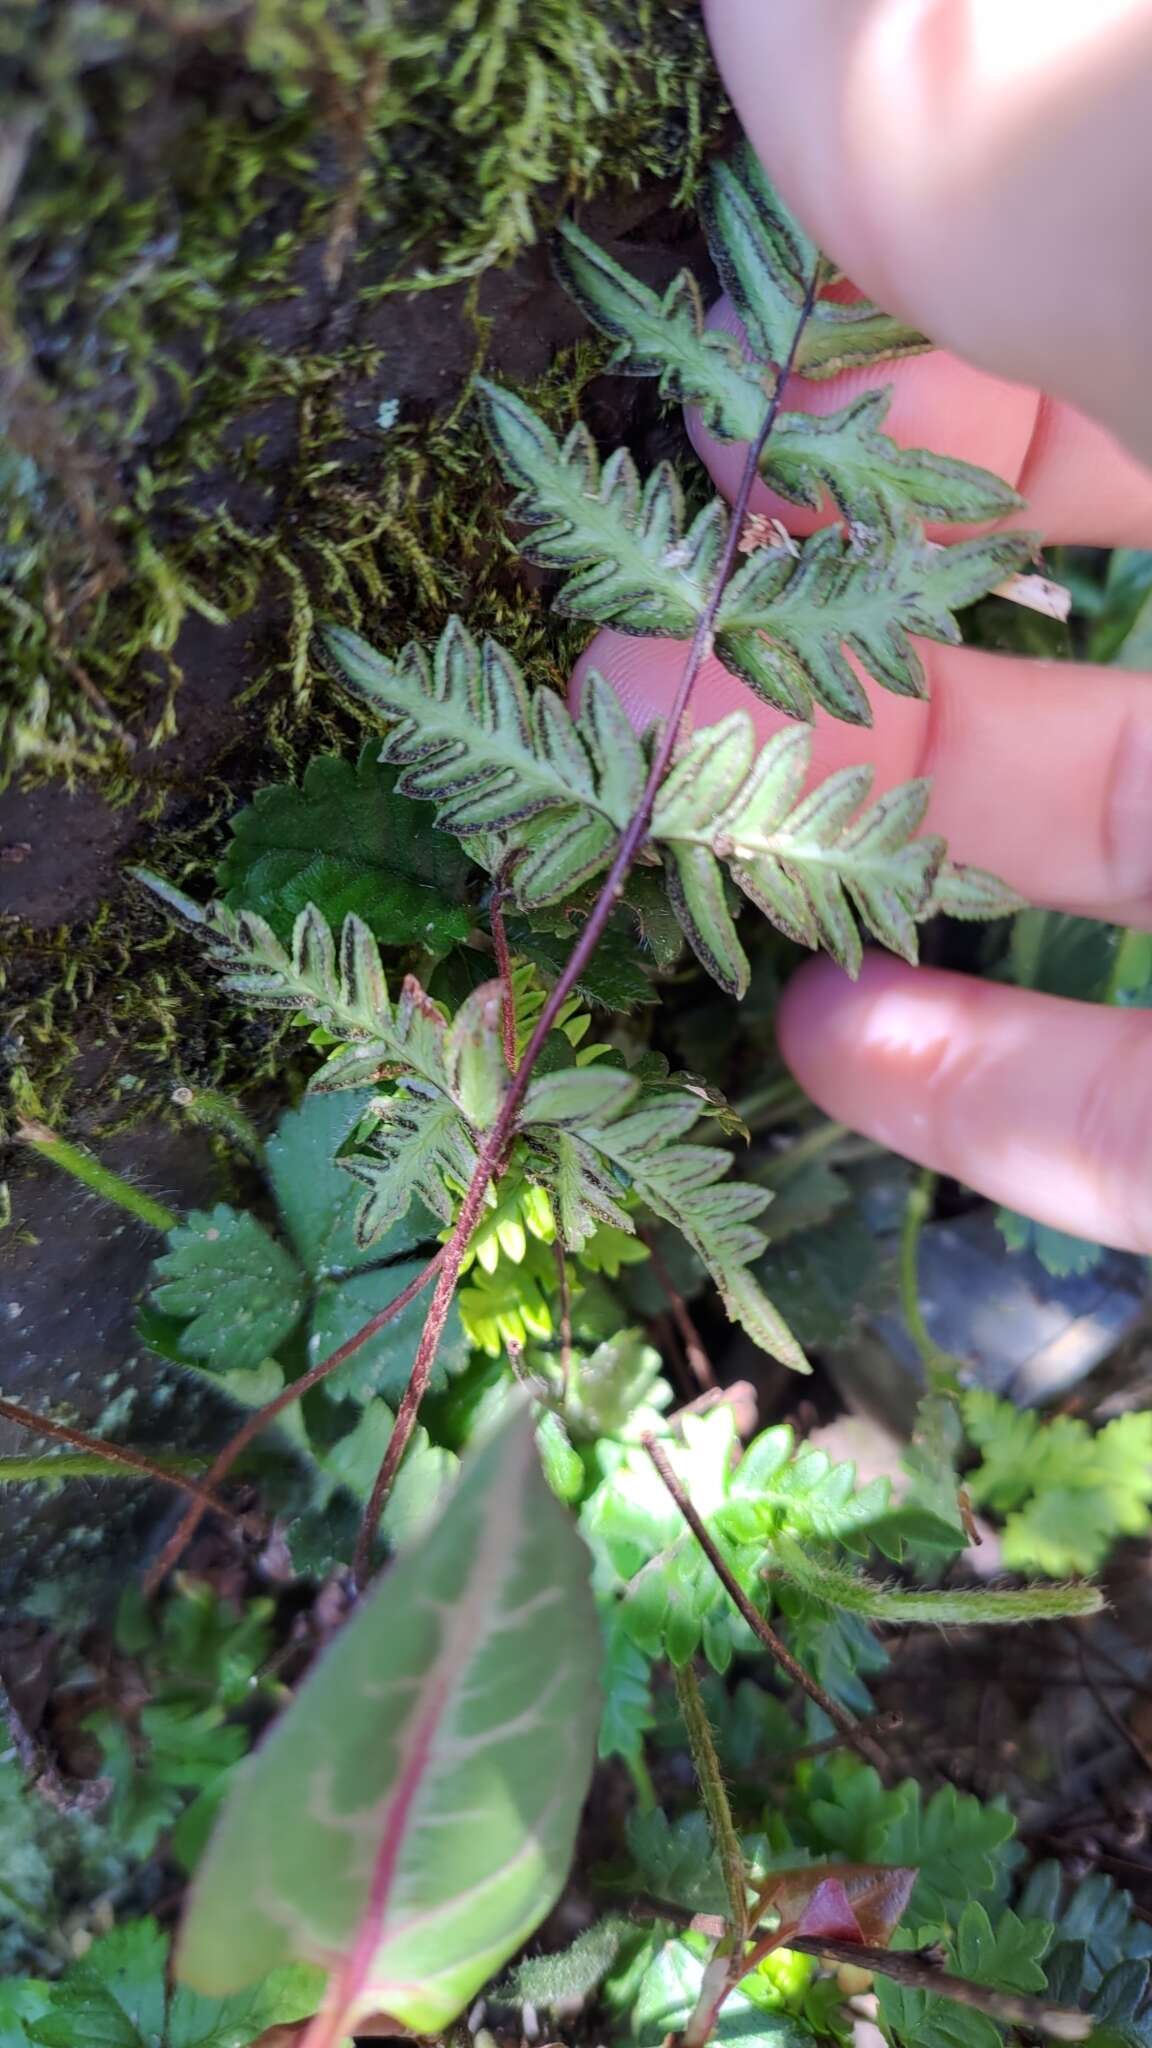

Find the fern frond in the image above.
[
  {"left": 327, "top": 620, "right": 993, "bottom": 993},
  {"left": 652, "top": 715, "right": 943, "bottom": 988},
  {"left": 702, "top": 144, "right": 931, "bottom": 380},
  {"left": 340, "top": 1093, "right": 479, "bottom": 1244},
  {"left": 325, "top": 614, "right": 647, "bottom": 904},
  {"left": 715, "top": 525, "right": 1034, "bottom": 723},
  {"left": 553, "top": 214, "right": 1022, "bottom": 531},
  {"left": 523, "top": 1086, "right": 808, "bottom": 1370},
  {"left": 481, "top": 383, "right": 1032, "bottom": 720}
]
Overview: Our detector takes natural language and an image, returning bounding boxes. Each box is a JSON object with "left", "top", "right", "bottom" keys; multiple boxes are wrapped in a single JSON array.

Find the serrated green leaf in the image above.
[
  {"left": 963, "top": 1395, "right": 1152, "bottom": 1576},
  {"left": 151, "top": 1206, "right": 306, "bottom": 1373},
  {"left": 715, "top": 526, "right": 1034, "bottom": 723},
  {"left": 552, "top": 218, "right": 766, "bottom": 441},
  {"left": 177, "top": 1407, "right": 601, "bottom": 2039},
  {"left": 16, "top": 1919, "right": 324, "bottom": 2048},
  {"left": 217, "top": 748, "right": 473, "bottom": 952},
  {"left": 761, "top": 386, "right": 1023, "bottom": 531},
  {"left": 481, "top": 380, "right": 721, "bottom": 636}
]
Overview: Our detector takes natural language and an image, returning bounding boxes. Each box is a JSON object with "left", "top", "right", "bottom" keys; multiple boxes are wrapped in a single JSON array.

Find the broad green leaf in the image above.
[
  {"left": 217, "top": 748, "right": 473, "bottom": 952},
  {"left": 151, "top": 1206, "right": 306, "bottom": 1373},
  {"left": 150, "top": 1094, "right": 462, "bottom": 1409},
  {"left": 177, "top": 1407, "right": 601, "bottom": 2040}
]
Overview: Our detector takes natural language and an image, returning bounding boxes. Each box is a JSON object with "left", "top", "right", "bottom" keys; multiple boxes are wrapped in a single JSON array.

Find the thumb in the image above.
[{"left": 704, "top": 0, "right": 1152, "bottom": 465}]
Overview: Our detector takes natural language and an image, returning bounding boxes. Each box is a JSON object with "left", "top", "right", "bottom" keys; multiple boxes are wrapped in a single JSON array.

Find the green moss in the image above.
[
  {"left": 0, "top": 0, "right": 724, "bottom": 1161},
  {"left": 1, "top": 0, "right": 724, "bottom": 775}
]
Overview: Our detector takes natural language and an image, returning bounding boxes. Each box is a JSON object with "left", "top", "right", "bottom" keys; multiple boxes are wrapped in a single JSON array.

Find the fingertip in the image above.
[{"left": 777, "top": 951, "right": 910, "bottom": 1100}]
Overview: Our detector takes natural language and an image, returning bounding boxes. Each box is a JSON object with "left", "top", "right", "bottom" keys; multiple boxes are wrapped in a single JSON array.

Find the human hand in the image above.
[{"left": 575, "top": 0, "right": 1152, "bottom": 1253}]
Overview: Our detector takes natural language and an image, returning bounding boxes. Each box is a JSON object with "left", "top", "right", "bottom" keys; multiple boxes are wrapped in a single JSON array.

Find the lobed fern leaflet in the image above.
[{"left": 326, "top": 618, "right": 1020, "bottom": 993}]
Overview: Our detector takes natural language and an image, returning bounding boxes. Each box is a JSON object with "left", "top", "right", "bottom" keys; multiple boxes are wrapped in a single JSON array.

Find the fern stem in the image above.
[
  {"left": 142, "top": 1246, "right": 448, "bottom": 1596},
  {"left": 16, "top": 1118, "right": 179, "bottom": 1234},
  {"left": 898, "top": 1168, "right": 961, "bottom": 1392},
  {"left": 642, "top": 1433, "right": 889, "bottom": 1773},
  {"left": 350, "top": 279, "right": 823, "bottom": 1583},
  {"left": 488, "top": 884, "right": 518, "bottom": 1074},
  {"left": 674, "top": 1660, "right": 748, "bottom": 1941},
  {"left": 0, "top": 1397, "right": 236, "bottom": 1520},
  {"left": 769, "top": 1538, "right": 1103, "bottom": 1625}
]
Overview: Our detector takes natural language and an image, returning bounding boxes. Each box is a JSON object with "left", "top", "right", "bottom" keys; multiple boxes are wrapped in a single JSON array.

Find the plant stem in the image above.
[
  {"left": 765, "top": 1119, "right": 848, "bottom": 1181},
  {"left": 0, "top": 1449, "right": 212, "bottom": 1484},
  {"left": 488, "top": 883, "right": 518, "bottom": 1073},
  {"left": 554, "top": 1238, "right": 574, "bottom": 1401},
  {"left": 351, "top": 282, "right": 821, "bottom": 1582},
  {"left": 898, "top": 1168, "right": 960, "bottom": 1391},
  {"left": 0, "top": 1397, "right": 236, "bottom": 1519},
  {"left": 642, "top": 1433, "right": 888, "bottom": 1772},
  {"left": 674, "top": 1661, "right": 748, "bottom": 1940},
  {"left": 142, "top": 1245, "right": 447, "bottom": 1595},
  {"left": 768, "top": 1537, "right": 1103, "bottom": 1625},
  {"left": 641, "top": 1227, "right": 714, "bottom": 1391},
  {"left": 16, "top": 1118, "right": 179, "bottom": 1233}
]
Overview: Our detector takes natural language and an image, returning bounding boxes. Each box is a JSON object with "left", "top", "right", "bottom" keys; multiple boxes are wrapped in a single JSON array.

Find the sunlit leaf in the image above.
[{"left": 177, "top": 1407, "right": 601, "bottom": 2040}]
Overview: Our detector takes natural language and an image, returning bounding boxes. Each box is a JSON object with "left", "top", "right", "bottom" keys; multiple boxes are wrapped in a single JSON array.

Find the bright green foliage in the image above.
[
  {"left": 632, "top": 1937, "right": 808, "bottom": 2048},
  {"left": 85, "top": 1585, "right": 277, "bottom": 1869},
  {"left": 878, "top": 1904, "right": 1053, "bottom": 2048},
  {"left": 700, "top": 144, "right": 930, "bottom": 380},
  {"left": 326, "top": 619, "right": 1017, "bottom": 990},
  {"left": 582, "top": 1409, "right": 972, "bottom": 1676},
  {"left": 799, "top": 1760, "right": 1017, "bottom": 1927},
  {"left": 2, "top": 1919, "right": 323, "bottom": 2048},
  {"left": 963, "top": 1393, "right": 1152, "bottom": 1575},
  {"left": 217, "top": 749, "right": 474, "bottom": 952},
  {"left": 163, "top": 887, "right": 808, "bottom": 1362},
  {"left": 481, "top": 380, "right": 1031, "bottom": 722},
  {"left": 177, "top": 1408, "right": 601, "bottom": 2038}
]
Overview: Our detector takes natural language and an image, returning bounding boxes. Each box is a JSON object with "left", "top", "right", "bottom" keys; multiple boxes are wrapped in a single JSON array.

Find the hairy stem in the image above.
[
  {"left": 142, "top": 1247, "right": 447, "bottom": 1595},
  {"left": 674, "top": 1661, "right": 748, "bottom": 1940},
  {"left": 16, "top": 1118, "right": 179, "bottom": 1234},
  {"left": 898, "top": 1168, "right": 960, "bottom": 1391},
  {"left": 768, "top": 1538, "right": 1103, "bottom": 1626},
  {"left": 642, "top": 1433, "right": 888, "bottom": 1773},
  {"left": 0, "top": 1397, "right": 236, "bottom": 1520},
  {"left": 351, "top": 282, "right": 821, "bottom": 1581},
  {"left": 488, "top": 884, "right": 518, "bottom": 1074}
]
